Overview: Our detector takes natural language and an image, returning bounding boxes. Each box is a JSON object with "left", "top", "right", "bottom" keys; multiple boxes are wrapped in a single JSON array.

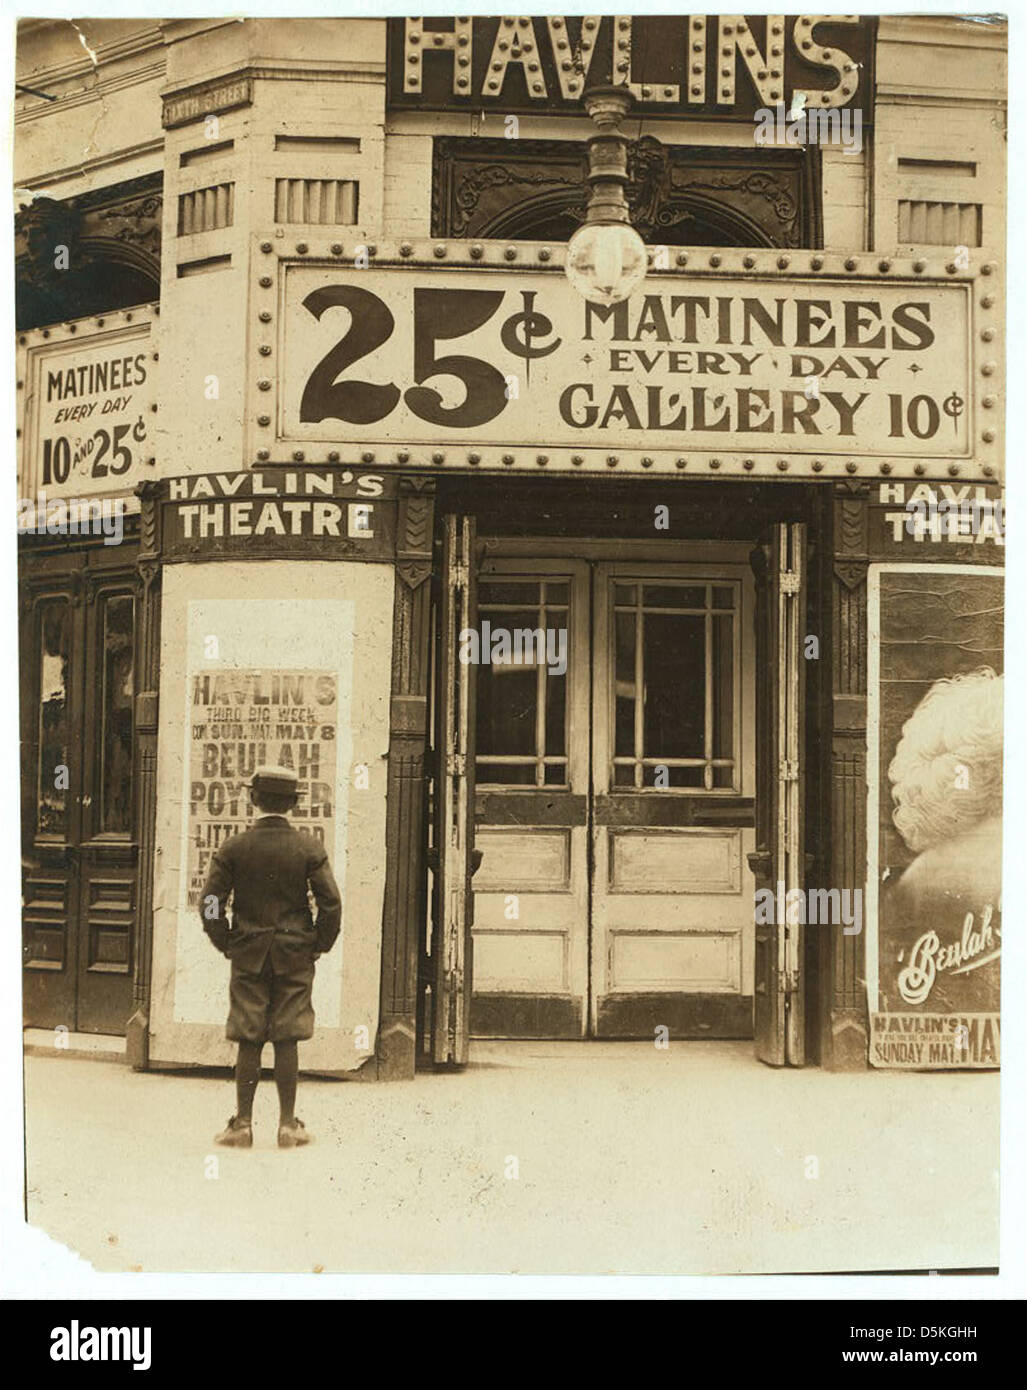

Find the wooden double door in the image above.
[
  {"left": 466, "top": 542, "right": 759, "bottom": 1040},
  {"left": 20, "top": 545, "right": 139, "bottom": 1035}
]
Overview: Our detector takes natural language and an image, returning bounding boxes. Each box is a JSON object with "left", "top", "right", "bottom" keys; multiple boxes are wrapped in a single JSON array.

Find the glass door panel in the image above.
[
  {"left": 592, "top": 562, "right": 757, "bottom": 1039},
  {"left": 470, "top": 560, "right": 590, "bottom": 1038}
]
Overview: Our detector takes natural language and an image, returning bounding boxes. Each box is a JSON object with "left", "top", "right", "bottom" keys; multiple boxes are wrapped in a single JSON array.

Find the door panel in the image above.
[
  {"left": 606, "top": 826, "right": 742, "bottom": 894},
  {"left": 591, "top": 563, "right": 757, "bottom": 1039},
  {"left": 75, "top": 584, "right": 137, "bottom": 1031},
  {"left": 21, "top": 551, "right": 139, "bottom": 1035},
  {"left": 468, "top": 550, "right": 758, "bottom": 1041},
  {"left": 470, "top": 560, "right": 589, "bottom": 1037}
]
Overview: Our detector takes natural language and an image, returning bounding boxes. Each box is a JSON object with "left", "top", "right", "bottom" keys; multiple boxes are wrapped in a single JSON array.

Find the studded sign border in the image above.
[
  {"left": 249, "top": 236, "right": 1003, "bottom": 482},
  {"left": 16, "top": 301, "right": 160, "bottom": 509}
]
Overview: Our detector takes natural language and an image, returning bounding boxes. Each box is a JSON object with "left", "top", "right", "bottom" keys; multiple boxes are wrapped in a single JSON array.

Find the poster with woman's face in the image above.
[{"left": 867, "top": 566, "right": 1003, "bottom": 1069}]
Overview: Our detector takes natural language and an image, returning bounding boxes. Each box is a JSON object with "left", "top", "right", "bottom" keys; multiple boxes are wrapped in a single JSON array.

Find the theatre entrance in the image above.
[
  {"left": 429, "top": 506, "right": 812, "bottom": 1064},
  {"left": 468, "top": 541, "right": 757, "bottom": 1041}
]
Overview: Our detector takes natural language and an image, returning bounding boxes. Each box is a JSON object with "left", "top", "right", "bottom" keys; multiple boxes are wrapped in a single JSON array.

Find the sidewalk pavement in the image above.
[{"left": 23, "top": 1041, "right": 998, "bottom": 1276}]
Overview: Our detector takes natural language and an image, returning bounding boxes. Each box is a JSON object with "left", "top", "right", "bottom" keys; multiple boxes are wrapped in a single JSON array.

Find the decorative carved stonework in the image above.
[
  {"left": 834, "top": 561, "right": 867, "bottom": 591},
  {"left": 135, "top": 478, "right": 163, "bottom": 564},
  {"left": 401, "top": 499, "right": 433, "bottom": 556},
  {"left": 433, "top": 137, "right": 821, "bottom": 248},
  {"left": 397, "top": 561, "right": 432, "bottom": 589},
  {"left": 835, "top": 480, "right": 871, "bottom": 555},
  {"left": 396, "top": 479, "right": 435, "bottom": 591},
  {"left": 15, "top": 174, "right": 162, "bottom": 330},
  {"left": 442, "top": 157, "right": 581, "bottom": 238},
  {"left": 97, "top": 194, "right": 162, "bottom": 265},
  {"left": 832, "top": 481, "right": 869, "bottom": 694}
]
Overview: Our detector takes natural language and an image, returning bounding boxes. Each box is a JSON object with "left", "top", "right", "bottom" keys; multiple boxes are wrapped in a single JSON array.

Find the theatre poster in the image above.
[{"left": 866, "top": 564, "right": 1003, "bottom": 1070}]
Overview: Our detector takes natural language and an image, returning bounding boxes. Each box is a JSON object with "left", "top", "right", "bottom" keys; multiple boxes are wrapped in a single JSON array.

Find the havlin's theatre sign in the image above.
[
  {"left": 259, "top": 241, "right": 999, "bottom": 479},
  {"left": 386, "top": 15, "right": 875, "bottom": 119},
  {"left": 159, "top": 469, "right": 396, "bottom": 561}
]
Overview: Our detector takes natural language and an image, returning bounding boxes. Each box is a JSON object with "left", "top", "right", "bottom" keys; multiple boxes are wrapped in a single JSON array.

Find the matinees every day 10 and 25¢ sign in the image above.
[{"left": 18, "top": 310, "right": 157, "bottom": 500}]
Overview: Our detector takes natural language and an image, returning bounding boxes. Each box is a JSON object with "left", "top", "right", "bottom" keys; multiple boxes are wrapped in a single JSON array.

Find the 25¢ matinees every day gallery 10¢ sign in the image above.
[{"left": 268, "top": 250, "right": 999, "bottom": 479}]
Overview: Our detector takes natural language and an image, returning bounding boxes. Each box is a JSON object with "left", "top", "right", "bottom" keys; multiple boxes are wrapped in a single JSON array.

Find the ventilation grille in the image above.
[
  {"left": 178, "top": 183, "right": 234, "bottom": 235},
  {"left": 275, "top": 178, "right": 358, "bottom": 225},
  {"left": 898, "top": 200, "right": 982, "bottom": 246}
]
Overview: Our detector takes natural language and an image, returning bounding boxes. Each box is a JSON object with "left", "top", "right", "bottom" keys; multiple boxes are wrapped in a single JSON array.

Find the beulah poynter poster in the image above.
[
  {"left": 867, "top": 565, "right": 1003, "bottom": 1069},
  {"left": 186, "top": 668, "right": 338, "bottom": 911}
]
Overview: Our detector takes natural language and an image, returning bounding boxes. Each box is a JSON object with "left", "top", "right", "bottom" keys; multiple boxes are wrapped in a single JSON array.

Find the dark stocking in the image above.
[
  {"left": 274, "top": 1040, "right": 299, "bottom": 1125},
  {"left": 235, "top": 1041, "right": 262, "bottom": 1120}
]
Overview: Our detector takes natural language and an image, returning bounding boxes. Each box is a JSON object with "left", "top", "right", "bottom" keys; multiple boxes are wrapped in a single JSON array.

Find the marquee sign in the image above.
[
  {"left": 254, "top": 238, "right": 1001, "bottom": 480},
  {"left": 386, "top": 16, "right": 875, "bottom": 120},
  {"left": 17, "top": 305, "right": 157, "bottom": 507}
]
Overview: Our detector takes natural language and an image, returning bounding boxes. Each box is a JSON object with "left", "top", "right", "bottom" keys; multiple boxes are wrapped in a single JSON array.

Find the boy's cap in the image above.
[{"left": 247, "top": 765, "right": 299, "bottom": 796}]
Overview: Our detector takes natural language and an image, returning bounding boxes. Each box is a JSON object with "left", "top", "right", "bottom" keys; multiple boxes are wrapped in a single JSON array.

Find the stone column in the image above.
[
  {"left": 376, "top": 477, "right": 435, "bottom": 1079},
  {"left": 126, "top": 480, "right": 164, "bottom": 1068},
  {"left": 823, "top": 480, "right": 870, "bottom": 1069}
]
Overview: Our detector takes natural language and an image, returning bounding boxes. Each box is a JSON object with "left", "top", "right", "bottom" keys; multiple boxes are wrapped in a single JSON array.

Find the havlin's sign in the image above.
[
  {"left": 161, "top": 470, "right": 396, "bottom": 561},
  {"left": 387, "top": 15, "right": 875, "bottom": 119},
  {"left": 268, "top": 249, "right": 989, "bottom": 477}
]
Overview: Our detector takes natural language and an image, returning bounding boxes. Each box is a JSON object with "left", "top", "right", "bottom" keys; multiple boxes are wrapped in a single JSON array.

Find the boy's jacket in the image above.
[{"left": 200, "top": 815, "right": 342, "bottom": 970}]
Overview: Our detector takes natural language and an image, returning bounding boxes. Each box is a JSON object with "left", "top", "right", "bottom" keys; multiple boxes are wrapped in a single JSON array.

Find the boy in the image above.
[{"left": 200, "top": 765, "right": 341, "bottom": 1149}]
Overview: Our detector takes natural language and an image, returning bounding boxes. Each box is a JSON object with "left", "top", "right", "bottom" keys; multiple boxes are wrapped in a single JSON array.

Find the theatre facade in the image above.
[{"left": 16, "top": 15, "right": 1005, "bottom": 1078}]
